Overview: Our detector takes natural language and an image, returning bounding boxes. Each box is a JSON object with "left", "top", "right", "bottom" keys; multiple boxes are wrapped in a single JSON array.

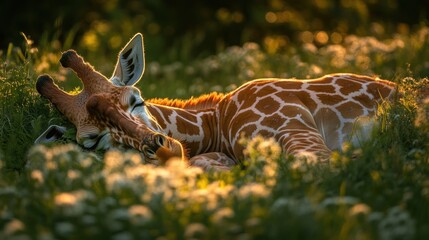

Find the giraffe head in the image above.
[{"left": 36, "top": 33, "right": 186, "bottom": 165}]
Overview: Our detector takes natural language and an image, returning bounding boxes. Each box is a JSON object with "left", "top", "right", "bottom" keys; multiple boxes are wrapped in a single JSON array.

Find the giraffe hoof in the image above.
[{"left": 59, "top": 50, "right": 78, "bottom": 68}]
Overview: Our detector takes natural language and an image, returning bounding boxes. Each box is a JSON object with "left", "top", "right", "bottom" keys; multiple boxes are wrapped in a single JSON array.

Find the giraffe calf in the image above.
[{"left": 36, "top": 33, "right": 398, "bottom": 171}]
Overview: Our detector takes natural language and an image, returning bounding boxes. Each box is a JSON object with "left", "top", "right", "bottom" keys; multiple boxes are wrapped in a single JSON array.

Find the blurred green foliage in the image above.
[{"left": 1, "top": 0, "right": 428, "bottom": 63}]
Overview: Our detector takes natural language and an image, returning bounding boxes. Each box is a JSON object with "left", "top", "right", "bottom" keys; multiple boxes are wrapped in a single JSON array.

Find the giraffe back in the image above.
[{"left": 216, "top": 74, "right": 397, "bottom": 159}]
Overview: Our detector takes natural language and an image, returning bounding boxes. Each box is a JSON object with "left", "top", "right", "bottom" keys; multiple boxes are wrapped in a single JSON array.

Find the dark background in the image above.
[{"left": 1, "top": 0, "right": 428, "bottom": 61}]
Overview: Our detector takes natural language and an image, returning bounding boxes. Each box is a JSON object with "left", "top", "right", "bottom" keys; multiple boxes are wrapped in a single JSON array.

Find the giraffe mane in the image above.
[{"left": 147, "top": 92, "right": 225, "bottom": 110}]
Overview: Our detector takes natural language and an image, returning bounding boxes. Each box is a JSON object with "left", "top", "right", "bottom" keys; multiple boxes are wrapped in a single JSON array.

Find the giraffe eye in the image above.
[
  {"left": 130, "top": 96, "right": 144, "bottom": 112},
  {"left": 129, "top": 95, "right": 136, "bottom": 106}
]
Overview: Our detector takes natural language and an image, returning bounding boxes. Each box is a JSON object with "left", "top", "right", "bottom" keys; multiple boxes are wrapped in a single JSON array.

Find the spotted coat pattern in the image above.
[{"left": 146, "top": 74, "right": 397, "bottom": 170}]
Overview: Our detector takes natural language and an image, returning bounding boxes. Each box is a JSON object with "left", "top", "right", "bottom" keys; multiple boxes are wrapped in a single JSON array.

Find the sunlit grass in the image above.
[{"left": 0, "top": 27, "right": 429, "bottom": 239}]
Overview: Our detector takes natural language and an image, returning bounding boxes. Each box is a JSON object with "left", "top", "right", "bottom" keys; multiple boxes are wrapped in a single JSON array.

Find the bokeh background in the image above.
[{"left": 2, "top": 0, "right": 428, "bottom": 63}]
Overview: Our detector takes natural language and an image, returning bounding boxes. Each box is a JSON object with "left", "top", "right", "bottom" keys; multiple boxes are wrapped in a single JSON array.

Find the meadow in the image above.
[{"left": 1, "top": 25, "right": 429, "bottom": 239}]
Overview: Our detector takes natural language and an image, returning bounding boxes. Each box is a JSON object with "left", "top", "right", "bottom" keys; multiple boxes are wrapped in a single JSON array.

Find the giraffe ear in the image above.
[
  {"left": 110, "top": 33, "right": 145, "bottom": 86},
  {"left": 34, "top": 125, "right": 67, "bottom": 144}
]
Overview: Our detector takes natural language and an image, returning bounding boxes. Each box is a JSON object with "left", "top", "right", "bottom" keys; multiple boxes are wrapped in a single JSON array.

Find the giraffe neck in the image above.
[{"left": 145, "top": 98, "right": 221, "bottom": 157}]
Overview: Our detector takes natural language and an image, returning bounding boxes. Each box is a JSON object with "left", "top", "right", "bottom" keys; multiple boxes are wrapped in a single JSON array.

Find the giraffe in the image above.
[
  {"left": 36, "top": 34, "right": 185, "bottom": 165},
  {"left": 36, "top": 33, "right": 398, "bottom": 171}
]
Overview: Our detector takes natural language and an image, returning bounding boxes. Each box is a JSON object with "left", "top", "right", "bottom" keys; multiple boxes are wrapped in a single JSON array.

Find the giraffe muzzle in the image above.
[
  {"left": 141, "top": 134, "right": 186, "bottom": 164},
  {"left": 156, "top": 137, "right": 187, "bottom": 164}
]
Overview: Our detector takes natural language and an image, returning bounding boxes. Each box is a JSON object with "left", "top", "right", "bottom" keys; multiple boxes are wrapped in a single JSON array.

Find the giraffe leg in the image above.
[
  {"left": 279, "top": 127, "right": 332, "bottom": 163},
  {"left": 189, "top": 152, "right": 237, "bottom": 172}
]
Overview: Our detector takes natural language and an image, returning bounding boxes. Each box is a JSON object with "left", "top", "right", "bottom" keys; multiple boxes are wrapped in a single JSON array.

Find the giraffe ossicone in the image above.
[{"left": 36, "top": 33, "right": 398, "bottom": 171}]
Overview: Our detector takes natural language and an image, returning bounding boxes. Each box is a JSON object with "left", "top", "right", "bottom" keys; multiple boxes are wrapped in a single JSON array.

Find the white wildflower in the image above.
[
  {"left": 237, "top": 183, "right": 270, "bottom": 199},
  {"left": 245, "top": 217, "right": 261, "bottom": 228},
  {"left": 124, "top": 165, "right": 149, "bottom": 181},
  {"left": 378, "top": 206, "right": 415, "bottom": 240},
  {"left": 3, "top": 219, "right": 24, "bottom": 236},
  {"left": 212, "top": 207, "right": 234, "bottom": 225},
  {"left": 0, "top": 187, "right": 17, "bottom": 196},
  {"left": 128, "top": 205, "right": 153, "bottom": 225},
  {"left": 210, "top": 182, "right": 235, "bottom": 200},
  {"left": 30, "top": 170, "right": 44, "bottom": 184},
  {"left": 310, "top": 64, "right": 322, "bottom": 75},
  {"left": 257, "top": 138, "right": 282, "bottom": 160},
  {"left": 80, "top": 156, "right": 95, "bottom": 168},
  {"left": 81, "top": 215, "right": 96, "bottom": 225},
  {"left": 112, "top": 232, "right": 133, "bottom": 240},
  {"left": 55, "top": 222, "right": 74, "bottom": 236},
  {"left": 38, "top": 231, "right": 55, "bottom": 240},
  {"left": 184, "top": 223, "right": 208, "bottom": 240},
  {"left": 105, "top": 172, "right": 132, "bottom": 193},
  {"left": 270, "top": 197, "right": 290, "bottom": 213},
  {"left": 349, "top": 203, "right": 371, "bottom": 216},
  {"left": 67, "top": 169, "right": 80, "bottom": 180},
  {"left": 55, "top": 192, "right": 78, "bottom": 206},
  {"left": 368, "top": 212, "right": 384, "bottom": 223},
  {"left": 320, "top": 196, "right": 359, "bottom": 208},
  {"left": 189, "top": 188, "right": 209, "bottom": 205},
  {"left": 110, "top": 208, "right": 129, "bottom": 220},
  {"left": 27, "top": 145, "right": 52, "bottom": 169},
  {"left": 46, "top": 159, "right": 58, "bottom": 170},
  {"left": 104, "top": 151, "right": 127, "bottom": 173},
  {"left": 54, "top": 190, "right": 94, "bottom": 216},
  {"left": 270, "top": 197, "right": 315, "bottom": 216},
  {"left": 302, "top": 43, "right": 317, "bottom": 53},
  {"left": 165, "top": 157, "right": 188, "bottom": 173},
  {"left": 148, "top": 62, "right": 161, "bottom": 76},
  {"left": 244, "top": 135, "right": 281, "bottom": 162}
]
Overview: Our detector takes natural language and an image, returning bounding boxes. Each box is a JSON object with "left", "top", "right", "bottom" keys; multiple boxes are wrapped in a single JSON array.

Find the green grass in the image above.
[{"left": 1, "top": 28, "right": 429, "bottom": 239}]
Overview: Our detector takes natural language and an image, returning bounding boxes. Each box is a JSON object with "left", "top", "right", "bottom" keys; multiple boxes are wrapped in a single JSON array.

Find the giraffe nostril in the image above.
[
  {"left": 155, "top": 134, "right": 166, "bottom": 147},
  {"left": 143, "top": 145, "right": 156, "bottom": 159}
]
